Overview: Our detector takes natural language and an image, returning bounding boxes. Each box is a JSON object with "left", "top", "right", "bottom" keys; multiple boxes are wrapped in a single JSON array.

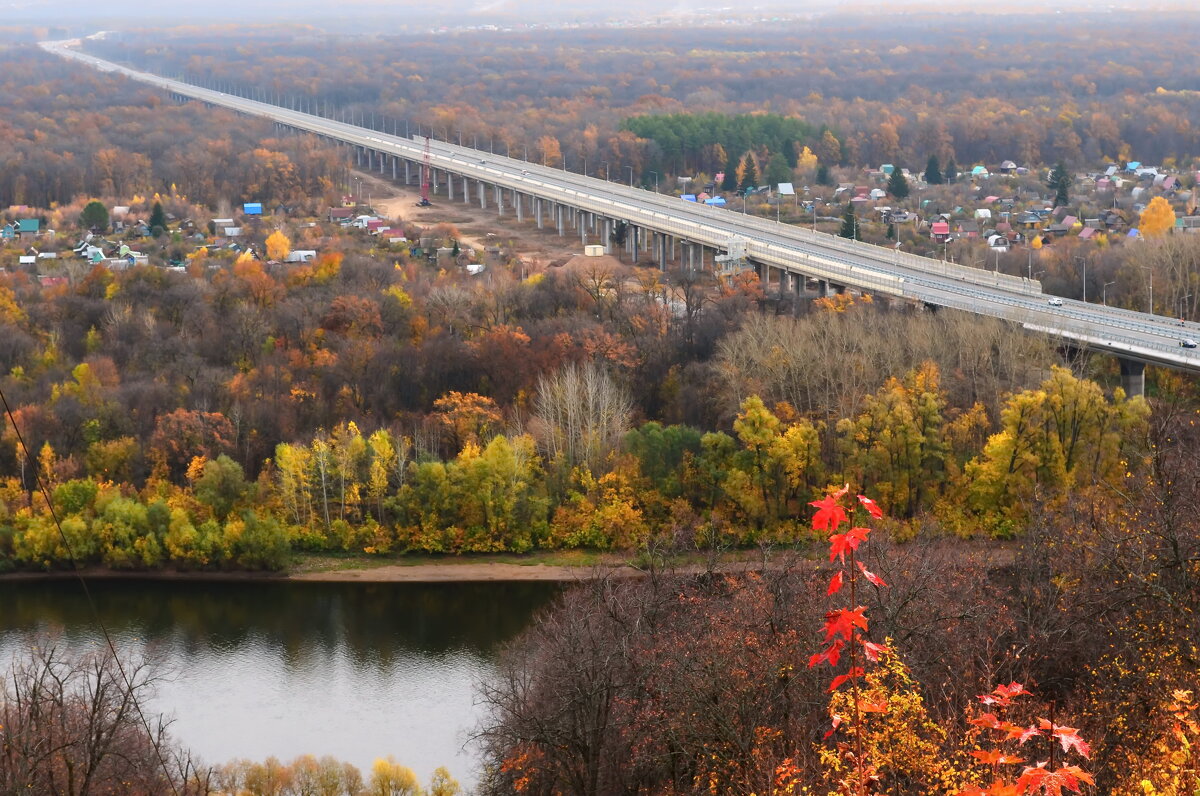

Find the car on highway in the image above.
[
  {"left": 1047, "top": 297, "right": 1064, "bottom": 307},
  {"left": 1182, "top": 338, "right": 1198, "bottom": 348}
]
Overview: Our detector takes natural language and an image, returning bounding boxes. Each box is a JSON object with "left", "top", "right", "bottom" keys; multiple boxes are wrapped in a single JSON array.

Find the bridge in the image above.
[{"left": 41, "top": 38, "right": 1200, "bottom": 395}]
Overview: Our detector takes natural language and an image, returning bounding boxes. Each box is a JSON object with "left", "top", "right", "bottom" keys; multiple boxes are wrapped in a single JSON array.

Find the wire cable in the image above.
[{"left": 0, "top": 385, "right": 184, "bottom": 796}]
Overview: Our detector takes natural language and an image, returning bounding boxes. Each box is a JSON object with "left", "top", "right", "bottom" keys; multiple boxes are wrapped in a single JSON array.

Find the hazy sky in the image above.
[{"left": 8, "top": 0, "right": 1192, "bottom": 28}]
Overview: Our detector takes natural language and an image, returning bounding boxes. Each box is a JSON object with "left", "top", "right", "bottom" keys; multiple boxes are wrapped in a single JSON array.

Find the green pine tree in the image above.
[
  {"left": 765, "top": 153, "right": 792, "bottom": 187},
  {"left": 839, "top": 202, "right": 858, "bottom": 240},
  {"left": 1049, "top": 161, "right": 1071, "bottom": 207},
  {"left": 740, "top": 153, "right": 758, "bottom": 192},
  {"left": 887, "top": 166, "right": 910, "bottom": 199},
  {"left": 816, "top": 164, "right": 832, "bottom": 186},
  {"left": 944, "top": 158, "right": 958, "bottom": 183},
  {"left": 924, "top": 155, "right": 943, "bottom": 185},
  {"left": 721, "top": 154, "right": 739, "bottom": 192},
  {"left": 149, "top": 201, "right": 166, "bottom": 237},
  {"left": 80, "top": 200, "right": 109, "bottom": 230}
]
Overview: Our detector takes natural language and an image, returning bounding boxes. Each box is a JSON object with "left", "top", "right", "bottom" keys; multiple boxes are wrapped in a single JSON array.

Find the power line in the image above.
[{"left": 0, "top": 385, "right": 184, "bottom": 796}]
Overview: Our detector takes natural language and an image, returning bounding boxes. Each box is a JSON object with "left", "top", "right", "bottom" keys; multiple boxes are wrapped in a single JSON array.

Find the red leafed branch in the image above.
[
  {"left": 959, "top": 683, "right": 1093, "bottom": 795},
  {"left": 808, "top": 486, "right": 889, "bottom": 796}
]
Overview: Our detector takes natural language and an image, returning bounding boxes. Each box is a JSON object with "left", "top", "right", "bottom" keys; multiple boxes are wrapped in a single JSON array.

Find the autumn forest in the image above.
[{"left": 1, "top": 11, "right": 1199, "bottom": 796}]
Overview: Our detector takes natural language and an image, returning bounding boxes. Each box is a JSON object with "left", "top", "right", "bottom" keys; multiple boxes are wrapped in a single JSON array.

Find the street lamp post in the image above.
[
  {"left": 1140, "top": 265, "right": 1154, "bottom": 314},
  {"left": 626, "top": 166, "right": 634, "bottom": 187},
  {"left": 1075, "top": 255, "right": 1087, "bottom": 302},
  {"left": 1180, "top": 293, "right": 1193, "bottom": 320},
  {"left": 649, "top": 171, "right": 658, "bottom": 193},
  {"left": 601, "top": 161, "right": 609, "bottom": 181},
  {"left": 1103, "top": 281, "right": 1115, "bottom": 306}
]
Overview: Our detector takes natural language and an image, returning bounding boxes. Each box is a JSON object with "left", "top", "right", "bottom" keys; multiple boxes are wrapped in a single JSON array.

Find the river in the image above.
[{"left": 0, "top": 577, "right": 564, "bottom": 790}]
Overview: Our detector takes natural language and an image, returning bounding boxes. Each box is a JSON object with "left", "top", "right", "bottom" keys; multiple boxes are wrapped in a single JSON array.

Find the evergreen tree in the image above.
[
  {"left": 721, "top": 154, "right": 739, "bottom": 192},
  {"left": 80, "top": 200, "right": 109, "bottom": 230},
  {"left": 1049, "top": 161, "right": 1071, "bottom": 207},
  {"left": 740, "top": 153, "right": 758, "bottom": 192},
  {"left": 944, "top": 158, "right": 958, "bottom": 183},
  {"left": 149, "top": 201, "right": 166, "bottom": 237},
  {"left": 924, "top": 155, "right": 943, "bottom": 185},
  {"left": 816, "top": 164, "right": 832, "bottom": 186},
  {"left": 887, "top": 166, "right": 910, "bottom": 199},
  {"left": 765, "top": 153, "right": 792, "bottom": 187},
  {"left": 839, "top": 202, "right": 858, "bottom": 240}
]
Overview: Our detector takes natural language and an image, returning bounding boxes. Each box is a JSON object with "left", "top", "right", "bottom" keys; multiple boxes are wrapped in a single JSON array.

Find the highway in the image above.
[{"left": 40, "top": 37, "right": 1200, "bottom": 376}]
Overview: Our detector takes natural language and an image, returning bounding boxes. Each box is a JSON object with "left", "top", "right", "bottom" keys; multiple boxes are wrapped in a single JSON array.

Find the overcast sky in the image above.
[{"left": 7, "top": 0, "right": 1194, "bottom": 28}]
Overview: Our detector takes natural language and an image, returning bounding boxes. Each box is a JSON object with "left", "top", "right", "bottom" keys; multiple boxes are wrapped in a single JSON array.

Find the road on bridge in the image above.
[{"left": 40, "top": 37, "right": 1200, "bottom": 379}]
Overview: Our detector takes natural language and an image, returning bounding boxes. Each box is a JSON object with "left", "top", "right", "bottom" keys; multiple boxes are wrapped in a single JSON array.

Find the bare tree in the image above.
[
  {"left": 0, "top": 637, "right": 213, "bottom": 795},
  {"left": 530, "top": 361, "right": 633, "bottom": 471}
]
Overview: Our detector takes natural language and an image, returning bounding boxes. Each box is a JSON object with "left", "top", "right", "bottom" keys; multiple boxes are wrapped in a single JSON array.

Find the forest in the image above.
[
  {"left": 1, "top": 15, "right": 1200, "bottom": 794},
  {"left": 75, "top": 12, "right": 1200, "bottom": 188}
]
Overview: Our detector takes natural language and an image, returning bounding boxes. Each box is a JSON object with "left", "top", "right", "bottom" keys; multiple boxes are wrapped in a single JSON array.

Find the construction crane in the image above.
[{"left": 417, "top": 136, "right": 432, "bottom": 207}]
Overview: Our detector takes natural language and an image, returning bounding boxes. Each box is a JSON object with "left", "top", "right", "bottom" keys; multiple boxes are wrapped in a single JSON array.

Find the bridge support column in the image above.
[
  {"left": 479, "top": 181, "right": 486, "bottom": 209},
  {"left": 392, "top": 158, "right": 397, "bottom": 181},
  {"left": 536, "top": 198, "right": 543, "bottom": 229},
  {"left": 657, "top": 234, "right": 667, "bottom": 270},
  {"left": 817, "top": 279, "right": 828, "bottom": 297},
  {"left": 447, "top": 174, "right": 454, "bottom": 201},
  {"left": 463, "top": 177, "right": 470, "bottom": 204},
  {"left": 1118, "top": 358, "right": 1146, "bottom": 398},
  {"left": 495, "top": 185, "right": 503, "bottom": 216},
  {"left": 602, "top": 219, "right": 612, "bottom": 253},
  {"left": 516, "top": 193, "right": 523, "bottom": 223},
  {"left": 556, "top": 205, "right": 564, "bottom": 236},
  {"left": 404, "top": 160, "right": 411, "bottom": 185},
  {"left": 378, "top": 151, "right": 384, "bottom": 174}
]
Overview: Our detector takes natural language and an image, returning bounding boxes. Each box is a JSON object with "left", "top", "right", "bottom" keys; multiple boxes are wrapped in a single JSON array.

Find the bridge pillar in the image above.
[
  {"left": 536, "top": 198, "right": 543, "bottom": 229},
  {"left": 392, "top": 158, "right": 397, "bottom": 181},
  {"left": 462, "top": 176, "right": 469, "bottom": 204},
  {"left": 495, "top": 185, "right": 503, "bottom": 216},
  {"left": 658, "top": 234, "right": 667, "bottom": 271},
  {"left": 447, "top": 174, "right": 454, "bottom": 201},
  {"left": 378, "top": 151, "right": 384, "bottom": 174},
  {"left": 817, "top": 279, "right": 828, "bottom": 297},
  {"left": 1118, "top": 358, "right": 1146, "bottom": 398},
  {"left": 404, "top": 160, "right": 411, "bottom": 185},
  {"left": 516, "top": 193, "right": 523, "bottom": 223},
  {"left": 479, "top": 181, "right": 486, "bottom": 209},
  {"left": 556, "top": 205, "right": 564, "bottom": 236}
]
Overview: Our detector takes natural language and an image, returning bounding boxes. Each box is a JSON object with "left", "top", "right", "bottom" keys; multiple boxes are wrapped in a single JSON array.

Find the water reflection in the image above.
[{"left": 0, "top": 578, "right": 562, "bottom": 787}]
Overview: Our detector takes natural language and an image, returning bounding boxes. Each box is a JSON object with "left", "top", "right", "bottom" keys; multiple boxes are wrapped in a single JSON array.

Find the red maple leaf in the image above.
[
  {"left": 857, "top": 560, "right": 887, "bottom": 587},
  {"left": 861, "top": 640, "right": 888, "bottom": 662},
  {"left": 1013, "top": 725, "right": 1043, "bottom": 746},
  {"left": 829, "top": 526, "right": 871, "bottom": 562},
  {"left": 1038, "top": 720, "right": 1091, "bottom": 759},
  {"left": 808, "top": 638, "right": 845, "bottom": 668},
  {"left": 810, "top": 494, "right": 848, "bottom": 532},
  {"left": 827, "top": 570, "right": 844, "bottom": 596},
  {"left": 828, "top": 667, "right": 865, "bottom": 692},
  {"left": 822, "top": 607, "right": 868, "bottom": 642},
  {"left": 857, "top": 494, "right": 884, "bottom": 519},
  {"left": 968, "top": 712, "right": 1003, "bottom": 730},
  {"left": 971, "top": 750, "right": 1025, "bottom": 766},
  {"left": 1015, "top": 763, "right": 1094, "bottom": 795}
]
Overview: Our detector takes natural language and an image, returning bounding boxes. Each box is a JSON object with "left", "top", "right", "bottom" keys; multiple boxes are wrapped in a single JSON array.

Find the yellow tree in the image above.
[
  {"left": 368, "top": 757, "right": 421, "bottom": 796},
  {"left": 266, "top": 229, "right": 291, "bottom": 260},
  {"left": 797, "top": 145, "right": 819, "bottom": 173},
  {"left": 1140, "top": 196, "right": 1176, "bottom": 237},
  {"left": 537, "top": 135, "right": 562, "bottom": 168}
]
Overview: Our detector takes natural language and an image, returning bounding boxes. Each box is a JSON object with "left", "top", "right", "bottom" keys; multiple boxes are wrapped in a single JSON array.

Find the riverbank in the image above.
[{"left": 0, "top": 550, "right": 779, "bottom": 583}]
